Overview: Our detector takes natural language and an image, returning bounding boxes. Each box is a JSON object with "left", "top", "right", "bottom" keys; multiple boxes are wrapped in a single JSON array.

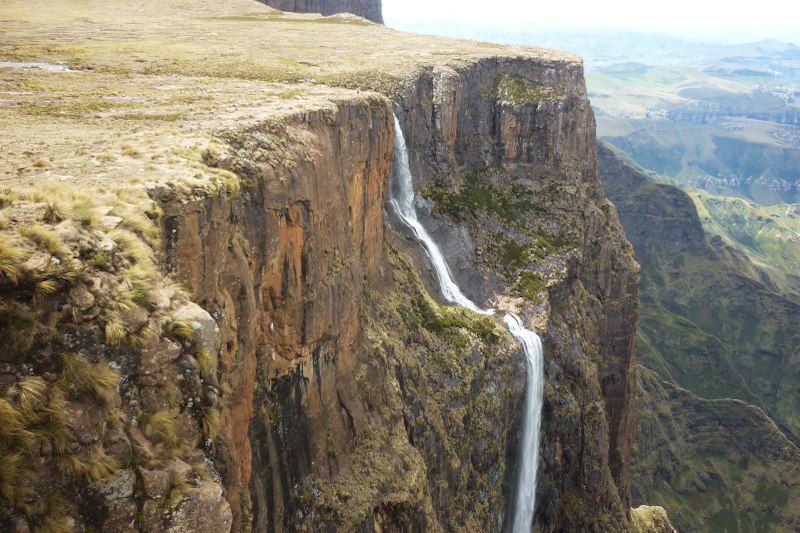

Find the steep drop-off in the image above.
[
  {"left": 1, "top": 1, "right": 649, "bottom": 531},
  {"left": 598, "top": 143, "right": 800, "bottom": 531},
  {"left": 259, "top": 0, "right": 383, "bottom": 23}
]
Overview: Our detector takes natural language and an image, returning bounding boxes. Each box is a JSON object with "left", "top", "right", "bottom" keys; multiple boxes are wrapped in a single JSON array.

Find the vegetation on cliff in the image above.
[
  {"left": 291, "top": 248, "right": 521, "bottom": 530},
  {"left": 0, "top": 0, "right": 644, "bottom": 530}
]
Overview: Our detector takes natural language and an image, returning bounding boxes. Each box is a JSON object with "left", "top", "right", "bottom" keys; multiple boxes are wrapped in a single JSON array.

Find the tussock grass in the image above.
[
  {"left": 104, "top": 316, "right": 126, "bottom": 346},
  {"left": 0, "top": 301, "right": 61, "bottom": 359},
  {"left": 0, "top": 235, "right": 27, "bottom": 283},
  {"left": 40, "top": 495, "right": 73, "bottom": 533},
  {"left": 144, "top": 410, "right": 179, "bottom": 448},
  {"left": 30, "top": 389, "right": 71, "bottom": 456},
  {"left": 33, "top": 277, "right": 58, "bottom": 305},
  {"left": 165, "top": 320, "right": 194, "bottom": 344},
  {"left": 70, "top": 203, "right": 97, "bottom": 229},
  {"left": 0, "top": 190, "right": 14, "bottom": 209},
  {"left": 0, "top": 398, "right": 35, "bottom": 449},
  {"left": 89, "top": 250, "right": 113, "bottom": 271},
  {"left": 58, "top": 443, "right": 120, "bottom": 482},
  {"left": 202, "top": 408, "right": 220, "bottom": 440},
  {"left": 195, "top": 349, "right": 216, "bottom": 380},
  {"left": 165, "top": 471, "right": 189, "bottom": 509},
  {"left": 42, "top": 202, "right": 65, "bottom": 224},
  {"left": 191, "top": 461, "right": 208, "bottom": 480},
  {"left": 109, "top": 228, "right": 153, "bottom": 266},
  {"left": 16, "top": 376, "right": 48, "bottom": 418},
  {"left": 121, "top": 212, "right": 160, "bottom": 247},
  {"left": 0, "top": 452, "right": 29, "bottom": 504},
  {"left": 19, "top": 224, "right": 70, "bottom": 260},
  {"left": 121, "top": 144, "right": 142, "bottom": 158},
  {"left": 60, "top": 354, "right": 120, "bottom": 405},
  {"left": 123, "top": 263, "right": 158, "bottom": 310}
]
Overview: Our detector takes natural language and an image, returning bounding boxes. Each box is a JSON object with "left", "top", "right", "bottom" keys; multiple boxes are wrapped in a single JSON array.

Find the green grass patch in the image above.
[
  {"left": 495, "top": 74, "right": 563, "bottom": 104},
  {"left": 421, "top": 169, "right": 536, "bottom": 227}
]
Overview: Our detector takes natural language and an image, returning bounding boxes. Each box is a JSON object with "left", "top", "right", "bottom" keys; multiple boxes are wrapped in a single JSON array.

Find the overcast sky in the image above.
[{"left": 383, "top": 0, "right": 800, "bottom": 38}]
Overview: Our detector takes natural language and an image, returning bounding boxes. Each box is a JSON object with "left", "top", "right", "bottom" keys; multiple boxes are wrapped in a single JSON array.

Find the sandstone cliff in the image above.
[
  {"left": 1, "top": 1, "right": 646, "bottom": 531},
  {"left": 260, "top": 0, "right": 383, "bottom": 23}
]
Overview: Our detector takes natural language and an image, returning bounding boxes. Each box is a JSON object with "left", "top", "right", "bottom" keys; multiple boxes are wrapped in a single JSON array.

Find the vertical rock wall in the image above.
[
  {"left": 394, "top": 57, "right": 639, "bottom": 530},
  {"left": 159, "top": 56, "right": 640, "bottom": 531},
  {"left": 259, "top": 0, "right": 384, "bottom": 23}
]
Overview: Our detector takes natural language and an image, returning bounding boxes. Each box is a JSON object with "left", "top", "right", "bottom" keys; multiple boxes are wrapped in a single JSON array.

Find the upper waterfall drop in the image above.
[
  {"left": 388, "top": 113, "right": 545, "bottom": 532},
  {"left": 387, "top": 114, "right": 492, "bottom": 316}
]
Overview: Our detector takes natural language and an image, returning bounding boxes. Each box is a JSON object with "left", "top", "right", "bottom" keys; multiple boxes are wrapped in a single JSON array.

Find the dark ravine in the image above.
[{"left": 258, "top": 0, "right": 384, "bottom": 23}]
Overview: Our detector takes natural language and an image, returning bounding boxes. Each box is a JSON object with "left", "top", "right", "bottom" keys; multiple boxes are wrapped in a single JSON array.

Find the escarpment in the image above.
[
  {"left": 259, "top": 0, "right": 384, "bottom": 23},
  {"left": 1, "top": 1, "right": 648, "bottom": 531},
  {"left": 390, "top": 60, "right": 641, "bottom": 530},
  {"left": 598, "top": 143, "right": 800, "bottom": 531}
]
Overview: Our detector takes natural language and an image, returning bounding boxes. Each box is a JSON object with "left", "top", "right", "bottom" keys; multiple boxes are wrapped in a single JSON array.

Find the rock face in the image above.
[
  {"left": 259, "top": 0, "right": 383, "bottom": 23},
  {"left": 390, "top": 60, "right": 640, "bottom": 530},
  {"left": 159, "top": 58, "right": 641, "bottom": 531},
  {"left": 0, "top": 2, "right": 645, "bottom": 531}
]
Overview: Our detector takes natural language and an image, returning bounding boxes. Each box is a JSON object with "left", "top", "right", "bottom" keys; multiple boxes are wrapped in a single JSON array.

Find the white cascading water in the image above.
[
  {"left": 388, "top": 114, "right": 545, "bottom": 532},
  {"left": 503, "top": 314, "right": 544, "bottom": 533}
]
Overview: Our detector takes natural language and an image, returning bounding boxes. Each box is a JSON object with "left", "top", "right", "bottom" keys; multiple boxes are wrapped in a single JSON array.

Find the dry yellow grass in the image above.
[{"left": 0, "top": 0, "right": 576, "bottom": 202}]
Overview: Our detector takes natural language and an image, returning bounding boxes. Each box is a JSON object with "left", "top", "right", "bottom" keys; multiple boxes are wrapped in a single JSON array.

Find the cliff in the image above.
[
  {"left": 1, "top": 1, "right": 645, "bottom": 531},
  {"left": 259, "top": 0, "right": 384, "bottom": 23},
  {"left": 598, "top": 143, "right": 800, "bottom": 531}
]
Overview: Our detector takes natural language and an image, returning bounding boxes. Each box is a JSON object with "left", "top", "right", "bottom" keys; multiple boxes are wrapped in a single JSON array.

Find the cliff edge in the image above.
[
  {"left": 259, "top": 0, "right": 384, "bottom": 24},
  {"left": 0, "top": 1, "right": 644, "bottom": 531}
]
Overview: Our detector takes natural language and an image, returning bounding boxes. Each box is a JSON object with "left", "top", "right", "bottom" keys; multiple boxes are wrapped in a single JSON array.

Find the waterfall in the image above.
[
  {"left": 504, "top": 314, "right": 544, "bottom": 533},
  {"left": 386, "top": 115, "right": 492, "bottom": 316},
  {"left": 388, "top": 114, "right": 545, "bottom": 532}
]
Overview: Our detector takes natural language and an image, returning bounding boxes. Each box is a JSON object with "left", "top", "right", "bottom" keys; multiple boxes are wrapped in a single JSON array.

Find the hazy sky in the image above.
[{"left": 383, "top": 0, "right": 800, "bottom": 36}]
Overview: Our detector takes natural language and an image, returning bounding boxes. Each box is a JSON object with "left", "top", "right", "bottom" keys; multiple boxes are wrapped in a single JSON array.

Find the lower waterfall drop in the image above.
[
  {"left": 503, "top": 315, "right": 544, "bottom": 533},
  {"left": 388, "top": 113, "right": 545, "bottom": 532}
]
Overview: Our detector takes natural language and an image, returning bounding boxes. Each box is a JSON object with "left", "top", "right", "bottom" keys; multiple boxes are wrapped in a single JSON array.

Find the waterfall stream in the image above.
[{"left": 388, "top": 114, "right": 545, "bottom": 532}]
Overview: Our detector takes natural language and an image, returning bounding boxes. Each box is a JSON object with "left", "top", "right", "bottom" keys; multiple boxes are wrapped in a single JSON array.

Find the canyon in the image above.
[
  {"left": 0, "top": 0, "right": 667, "bottom": 531},
  {"left": 598, "top": 143, "right": 800, "bottom": 531}
]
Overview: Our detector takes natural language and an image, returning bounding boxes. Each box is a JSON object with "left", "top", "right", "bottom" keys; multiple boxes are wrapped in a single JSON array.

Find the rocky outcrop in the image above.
[
  {"left": 630, "top": 505, "right": 676, "bottom": 533},
  {"left": 259, "top": 0, "right": 383, "bottom": 23}
]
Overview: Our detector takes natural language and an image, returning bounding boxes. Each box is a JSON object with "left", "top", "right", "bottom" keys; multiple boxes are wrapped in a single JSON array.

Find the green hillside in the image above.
[
  {"left": 599, "top": 142, "right": 800, "bottom": 531},
  {"left": 691, "top": 192, "right": 800, "bottom": 297}
]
